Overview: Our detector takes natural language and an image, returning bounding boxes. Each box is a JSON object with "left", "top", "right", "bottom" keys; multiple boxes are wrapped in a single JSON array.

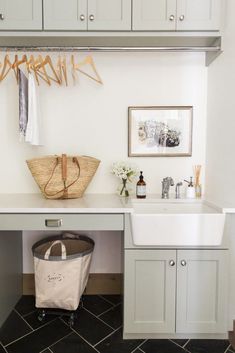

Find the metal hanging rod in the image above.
[{"left": 0, "top": 46, "right": 220, "bottom": 52}]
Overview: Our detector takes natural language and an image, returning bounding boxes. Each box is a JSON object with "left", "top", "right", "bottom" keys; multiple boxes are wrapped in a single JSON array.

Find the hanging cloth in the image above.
[
  {"left": 19, "top": 69, "right": 28, "bottom": 141},
  {"left": 25, "top": 72, "right": 43, "bottom": 146}
]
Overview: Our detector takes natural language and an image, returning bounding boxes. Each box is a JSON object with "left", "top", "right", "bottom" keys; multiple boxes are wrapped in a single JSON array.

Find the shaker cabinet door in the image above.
[
  {"left": 176, "top": 250, "right": 228, "bottom": 333},
  {"left": 124, "top": 249, "right": 176, "bottom": 333},
  {"left": 43, "top": 0, "right": 87, "bottom": 30},
  {"left": 132, "top": 0, "right": 176, "bottom": 30},
  {"left": 88, "top": 0, "right": 131, "bottom": 30},
  {"left": 0, "top": 0, "right": 42, "bottom": 30},
  {"left": 177, "top": 0, "right": 221, "bottom": 31}
]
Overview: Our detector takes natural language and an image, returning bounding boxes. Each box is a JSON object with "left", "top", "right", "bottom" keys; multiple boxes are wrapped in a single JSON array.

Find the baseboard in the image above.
[{"left": 23, "top": 273, "right": 123, "bottom": 295}]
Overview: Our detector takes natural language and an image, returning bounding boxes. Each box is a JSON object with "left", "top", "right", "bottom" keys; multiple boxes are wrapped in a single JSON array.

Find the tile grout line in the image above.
[
  {"left": 168, "top": 338, "right": 191, "bottom": 353},
  {"left": 97, "top": 302, "right": 121, "bottom": 318},
  {"left": 82, "top": 306, "right": 117, "bottom": 330},
  {"left": 130, "top": 339, "right": 148, "bottom": 353},
  {"left": 4, "top": 316, "right": 59, "bottom": 348},
  {"left": 93, "top": 325, "right": 122, "bottom": 348},
  {"left": 59, "top": 317, "right": 101, "bottom": 353},
  {"left": 225, "top": 344, "right": 234, "bottom": 353},
  {"left": 23, "top": 309, "right": 38, "bottom": 318},
  {"left": 13, "top": 308, "right": 34, "bottom": 331},
  {"left": 0, "top": 342, "right": 8, "bottom": 353},
  {"left": 182, "top": 339, "right": 190, "bottom": 348},
  {"left": 169, "top": 339, "right": 191, "bottom": 353},
  {"left": 99, "top": 294, "right": 122, "bottom": 306},
  {"left": 47, "top": 331, "right": 73, "bottom": 351}
]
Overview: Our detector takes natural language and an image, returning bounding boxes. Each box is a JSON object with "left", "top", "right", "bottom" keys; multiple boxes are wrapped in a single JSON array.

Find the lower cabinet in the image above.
[{"left": 124, "top": 249, "right": 228, "bottom": 335}]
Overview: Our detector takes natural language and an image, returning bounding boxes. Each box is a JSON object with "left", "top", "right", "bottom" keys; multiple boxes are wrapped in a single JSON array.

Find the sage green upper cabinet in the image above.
[
  {"left": 43, "top": 0, "right": 87, "bottom": 30},
  {"left": 0, "top": 0, "right": 42, "bottom": 30},
  {"left": 88, "top": 0, "right": 131, "bottom": 30},
  {"left": 132, "top": 0, "right": 221, "bottom": 31},
  {"left": 132, "top": 0, "right": 177, "bottom": 31},
  {"left": 43, "top": 0, "right": 131, "bottom": 31}
]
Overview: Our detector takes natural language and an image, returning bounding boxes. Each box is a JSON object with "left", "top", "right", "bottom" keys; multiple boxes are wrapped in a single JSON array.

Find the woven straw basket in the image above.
[{"left": 26, "top": 154, "right": 100, "bottom": 199}]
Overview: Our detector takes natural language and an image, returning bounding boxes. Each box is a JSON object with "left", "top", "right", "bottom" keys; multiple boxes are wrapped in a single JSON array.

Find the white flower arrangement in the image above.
[
  {"left": 111, "top": 161, "right": 138, "bottom": 196},
  {"left": 111, "top": 161, "right": 138, "bottom": 181}
]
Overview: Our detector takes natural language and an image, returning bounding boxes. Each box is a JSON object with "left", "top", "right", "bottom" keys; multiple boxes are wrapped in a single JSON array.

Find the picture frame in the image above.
[{"left": 128, "top": 106, "right": 193, "bottom": 157}]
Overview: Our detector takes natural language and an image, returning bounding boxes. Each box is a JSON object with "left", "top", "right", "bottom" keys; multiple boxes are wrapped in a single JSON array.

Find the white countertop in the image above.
[
  {"left": 0, "top": 193, "right": 234, "bottom": 214},
  {"left": 0, "top": 193, "right": 134, "bottom": 213}
]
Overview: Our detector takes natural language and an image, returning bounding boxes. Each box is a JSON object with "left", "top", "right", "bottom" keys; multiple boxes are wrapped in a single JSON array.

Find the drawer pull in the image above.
[
  {"left": 45, "top": 219, "right": 62, "bottom": 227},
  {"left": 181, "top": 260, "right": 187, "bottom": 266},
  {"left": 169, "top": 260, "right": 175, "bottom": 267},
  {"left": 0, "top": 14, "right": 5, "bottom": 20}
]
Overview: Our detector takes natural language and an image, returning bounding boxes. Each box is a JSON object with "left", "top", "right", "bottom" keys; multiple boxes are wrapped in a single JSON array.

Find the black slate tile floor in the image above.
[{"left": 0, "top": 295, "right": 233, "bottom": 353}]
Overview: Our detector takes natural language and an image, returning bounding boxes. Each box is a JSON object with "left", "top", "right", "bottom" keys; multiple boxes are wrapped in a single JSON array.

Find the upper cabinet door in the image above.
[
  {"left": 44, "top": 0, "right": 87, "bottom": 30},
  {"left": 132, "top": 0, "right": 176, "bottom": 31},
  {"left": 0, "top": 0, "right": 42, "bottom": 30},
  {"left": 177, "top": 0, "right": 221, "bottom": 31},
  {"left": 88, "top": 0, "right": 131, "bottom": 30}
]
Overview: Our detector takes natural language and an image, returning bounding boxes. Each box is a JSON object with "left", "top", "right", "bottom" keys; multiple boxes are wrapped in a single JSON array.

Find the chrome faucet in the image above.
[
  {"left": 175, "top": 182, "right": 183, "bottom": 199},
  {"left": 161, "top": 177, "right": 174, "bottom": 199}
]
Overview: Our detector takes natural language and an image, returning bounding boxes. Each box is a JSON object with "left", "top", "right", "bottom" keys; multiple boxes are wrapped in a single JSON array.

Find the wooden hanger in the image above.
[
  {"left": 56, "top": 54, "right": 68, "bottom": 85},
  {"left": 36, "top": 55, "right": 61, "bottom": 85},
  {"left": 12, "top": 54, "right": 28, "bottom": 83},
  {"left": 71, "top": 55, "right": 78, "bottom": 85},
  {"left": 61, "top": 55, "right": 68, "bottom": 86},
  {"left": 0, "top": 54, "right": 12, "bottom": 81},
  {"left": 73, "top": 54, "right": 103, "bottom": 85},
  {"left": 26, "top": 55, "right": 40, "bottom": 85},
  {"left": 35, "top": 55, "right": 51, "bottom": 86}
]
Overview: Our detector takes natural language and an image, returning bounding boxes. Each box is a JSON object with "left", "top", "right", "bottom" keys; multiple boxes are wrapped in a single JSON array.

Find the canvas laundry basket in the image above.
[
  {"left": 32, "top": 233, "right": 94, "bottom": 311},
  {"left": 26, "top": 154, "right": 100, "bottom": 199}
]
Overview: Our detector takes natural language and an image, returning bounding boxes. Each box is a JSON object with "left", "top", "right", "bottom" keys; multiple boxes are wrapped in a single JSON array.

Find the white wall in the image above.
[
  {"left": 206, "top": 0, "right": 235, "bottom": 330},
  {"left": 0, "top": 52, "right": 208, "bottom": 272},
  {"left": 205, "top": 0, "right": 235, "bottom": 203}
]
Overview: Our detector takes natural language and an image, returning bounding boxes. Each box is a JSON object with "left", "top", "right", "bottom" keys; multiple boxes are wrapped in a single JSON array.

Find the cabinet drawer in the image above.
[{"left": 0, "top": 214, "right": 124, "bottom": 231}]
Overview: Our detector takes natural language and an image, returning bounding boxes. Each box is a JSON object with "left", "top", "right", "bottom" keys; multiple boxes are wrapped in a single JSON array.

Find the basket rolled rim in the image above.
[{"left": 32, "top": 234, "right": 95, "bottom": 261}]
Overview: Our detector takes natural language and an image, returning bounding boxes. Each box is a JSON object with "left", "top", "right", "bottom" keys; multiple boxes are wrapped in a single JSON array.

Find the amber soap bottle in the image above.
[{"left": 136, "top": 171, "right": 146, "bottom": 198}]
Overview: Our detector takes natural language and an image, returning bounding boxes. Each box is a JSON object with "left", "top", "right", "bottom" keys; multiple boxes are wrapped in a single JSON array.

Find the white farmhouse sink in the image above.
[{"left": 131, "top": 200, "right": 225, "bottom": 246}]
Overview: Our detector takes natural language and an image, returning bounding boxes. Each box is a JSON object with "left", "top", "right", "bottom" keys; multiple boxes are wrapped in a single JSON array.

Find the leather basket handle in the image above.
[
  {"left": 61, "top": 154, "right": 67, "bottom": 183},
  {"left": 43, "top": 155, "right": 80, "bottom": 198}
]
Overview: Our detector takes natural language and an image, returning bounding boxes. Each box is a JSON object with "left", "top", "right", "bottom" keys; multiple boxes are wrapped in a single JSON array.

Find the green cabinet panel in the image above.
[
  {"left": 0, "top": 0, "right": 42, "bottom": 30},
  {"left": 124, "top": 248, "right": 228, "bottom": 335},
  {"left": 44, "top": 0, "right": 131, "bottom": 31},
  {"left": 132, "top": 0, "right": 221, "bottom": 31},
  {"left": 0, "top": 231, "right": 22, "bottom": 327},
  {"left": 124, "top": 249, "right": 176, "bottom": 333},
  {"left": 176, "top": 249, "right": 228, "bottom": 333},
  {"left": 43, "top": 0, "right": 87, "bottom": 30}
]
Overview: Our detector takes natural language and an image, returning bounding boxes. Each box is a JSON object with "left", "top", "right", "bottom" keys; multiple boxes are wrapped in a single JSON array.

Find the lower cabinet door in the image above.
[
  {"left": 124, "top": 249, "right": 176, "bottom": 333},
  {"left": 176, "top": 249, "right": 228, "bottom": 333}
]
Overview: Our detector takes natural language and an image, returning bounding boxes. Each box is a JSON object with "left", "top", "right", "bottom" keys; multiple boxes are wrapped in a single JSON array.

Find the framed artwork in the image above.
[{"left": 128, "top": 106, "right": 193, "bottom": 157}]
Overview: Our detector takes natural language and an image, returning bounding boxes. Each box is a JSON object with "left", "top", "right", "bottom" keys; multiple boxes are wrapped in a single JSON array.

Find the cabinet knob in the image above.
[
  {"left": 179, "top": 15, "right": 185, "bottom": 21},
  {"left": 181, "top": 260, "right": 187, "bottom": 266},
  {"left": 169, "top": 15, "right": 175, "bottom": 21},
  {"left": 89, "top": 14, "right": 95, "bottom": 21},
  {"left": 0, "top": 14, "right": 5, "bottom": 20},
  {"left": 169, "top": 260, "right": 175, "bottom": 267},
  {"left": 80, "top": 14, "right": 85, "bottom": 21}
]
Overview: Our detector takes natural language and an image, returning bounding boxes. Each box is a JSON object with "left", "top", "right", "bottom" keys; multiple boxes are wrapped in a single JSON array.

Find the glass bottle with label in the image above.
[{"left": 136, "top": 171, "right": 146, "bottom": 198}]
